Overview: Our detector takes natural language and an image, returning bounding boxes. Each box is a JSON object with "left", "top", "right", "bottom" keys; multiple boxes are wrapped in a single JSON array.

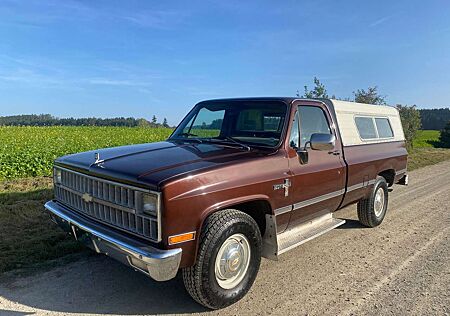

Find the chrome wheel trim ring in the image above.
[
  {"left": 214, "top": 233, "right": 251, "bottom": 290},
  {"left": 374, "top": 186, "right": 385, "bottom": 217}
]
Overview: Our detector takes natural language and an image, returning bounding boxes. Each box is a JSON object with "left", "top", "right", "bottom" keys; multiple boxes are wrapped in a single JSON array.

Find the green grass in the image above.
[
  {"left": 408, "top": 148, "right": 450, "bottom": 171},
  {"left": 0, "top": 177, "right": 87, "bottom": 274},
  {"left": 0, "top": 126, "right": 173, "bottom": 180},
  {"left": 409, "top": 130, "right": 450, "bottom": 170},
  {"left": 413, "top": 130, "right": 440, "bottom": 148}
]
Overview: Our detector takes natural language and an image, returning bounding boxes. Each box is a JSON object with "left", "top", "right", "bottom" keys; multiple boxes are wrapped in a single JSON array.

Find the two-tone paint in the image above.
[{"left": 54, "top": 97, "right": 408, "bottom": 268}]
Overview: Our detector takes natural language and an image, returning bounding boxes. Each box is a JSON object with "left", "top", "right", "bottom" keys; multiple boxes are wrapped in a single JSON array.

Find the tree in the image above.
[
  {"left": 353, "top": 86, "right": 386, "bottom": 105},
  {"left": 162, "top": 118, "right": 169, "bottom": 128},
  {"left": 396, "top": 104, "right": 421, "bottom": 149},
  {"left": 137, "top": 118, "right": 150, "bottom": 127},
  {"left": 300, "top": 77, "right": 329, "bottom": 98},
  {"left": 151, "top": 115, "right": 157, "bottom": 124},
  {"left": 438, "top": 121, "right": 450, "bottom": 148}
]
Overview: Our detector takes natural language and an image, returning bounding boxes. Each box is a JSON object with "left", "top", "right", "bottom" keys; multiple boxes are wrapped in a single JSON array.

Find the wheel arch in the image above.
[
  {"left": 191, "top": 195, "right": 273, "bottom": 265},
  {"left": 198, "top": 195, "right": 273, "bottom": 239},
  {"left": 378, "top": 169, "right": 396, "bottom": 186}
]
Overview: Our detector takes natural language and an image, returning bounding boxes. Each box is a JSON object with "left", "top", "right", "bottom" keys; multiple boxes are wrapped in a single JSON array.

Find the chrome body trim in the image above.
[
  {"left": 273, "top": 205, "right": 293, "bottom": 216},
  {"left": 55, "top": 166, "right": 154, "bottom": 192},
  {"left": 346, "top": 179, "right": 377, "bottom": 192},
  {"left": 293, "top": 189, "right": 345, "bottom": 210},
  {"left": 44, "top": 200, "right": 181, "bottom": 281},
  {"left": 274, "top": 179, "right": 378, "bottom": 217}
]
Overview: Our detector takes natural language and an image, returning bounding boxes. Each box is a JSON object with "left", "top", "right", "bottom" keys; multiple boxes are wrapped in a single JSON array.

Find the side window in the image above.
[
  {"left": 298, "top": 106, "right": 331, "bottom": 147},
  {"left": 289, "top": 111, "right": 299, "bottom": 148},
  {"left": 375, "top": 118, "right": 394, "bottom": 138},
  {"left": 355, "top": 117, "right": 377, "bottom": 139}
]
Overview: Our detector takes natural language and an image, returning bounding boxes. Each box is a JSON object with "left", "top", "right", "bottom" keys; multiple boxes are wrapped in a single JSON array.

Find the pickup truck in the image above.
[{"left": 45, "top": 97, "right": 408, "bottom": 309}]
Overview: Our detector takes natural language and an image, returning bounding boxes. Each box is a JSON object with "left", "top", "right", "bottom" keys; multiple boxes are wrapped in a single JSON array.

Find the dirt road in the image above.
[{"left": 1, "top": 161, "right": 449, "bottom": 316}]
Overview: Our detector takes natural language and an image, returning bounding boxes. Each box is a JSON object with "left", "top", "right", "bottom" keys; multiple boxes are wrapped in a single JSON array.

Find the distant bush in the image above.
[
  {"left": 439, "top": 121, "right": 450, "bottom": 148},
  {"left": 396, "top": 104, "right": 421, "bottom": 149}
]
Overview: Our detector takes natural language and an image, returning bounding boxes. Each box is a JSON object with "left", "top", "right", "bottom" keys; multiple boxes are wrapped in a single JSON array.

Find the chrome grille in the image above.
[{"left": 54, "top": 167, "right": 160, "bottom": 241}]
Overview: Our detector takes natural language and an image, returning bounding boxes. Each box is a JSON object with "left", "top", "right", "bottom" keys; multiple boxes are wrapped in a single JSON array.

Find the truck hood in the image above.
[{"left": 55, "top": 141, "right": 266, "bottom": 189}]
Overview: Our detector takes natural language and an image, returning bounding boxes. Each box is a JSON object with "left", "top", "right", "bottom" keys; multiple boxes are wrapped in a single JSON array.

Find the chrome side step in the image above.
[{"left": 262, "top": 213, "right": 345, "bottom": 260}]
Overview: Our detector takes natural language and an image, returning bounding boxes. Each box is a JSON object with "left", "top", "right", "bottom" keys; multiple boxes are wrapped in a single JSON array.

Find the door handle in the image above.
[{"left": 328, "top": 150, "right": 340, "bottom": 156}]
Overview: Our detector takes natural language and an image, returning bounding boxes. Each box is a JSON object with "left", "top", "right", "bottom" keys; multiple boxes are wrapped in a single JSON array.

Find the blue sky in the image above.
[{"left": 0, "top": 0, "right": 449, "bottom": 125}]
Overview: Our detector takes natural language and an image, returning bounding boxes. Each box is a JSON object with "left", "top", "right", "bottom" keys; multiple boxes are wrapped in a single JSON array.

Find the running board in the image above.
[{"left": 262, "top": 213, "right": 345, "bottom": 260}]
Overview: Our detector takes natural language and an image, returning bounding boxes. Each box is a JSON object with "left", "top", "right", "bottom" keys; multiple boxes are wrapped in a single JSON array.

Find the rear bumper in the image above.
[{"left": 44, "top": 200, "right": 181, "bottom": 281}]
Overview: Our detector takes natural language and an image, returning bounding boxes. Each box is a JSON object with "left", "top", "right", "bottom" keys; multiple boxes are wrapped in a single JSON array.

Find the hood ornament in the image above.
[{"left": 92, "top": 152, "right": 104, "bottom": 166}]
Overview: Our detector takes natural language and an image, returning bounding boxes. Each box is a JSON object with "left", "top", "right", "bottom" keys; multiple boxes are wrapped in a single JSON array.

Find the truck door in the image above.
[{"left": 286, "top": 101, "right": 346, "bottom": 229}]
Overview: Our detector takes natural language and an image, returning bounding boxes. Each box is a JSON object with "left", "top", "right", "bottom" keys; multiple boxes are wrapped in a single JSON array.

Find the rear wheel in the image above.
[
  {"left": 357, "top": 176, "right": 389, "bottom": 227},
  {"left": 182, "top": 209, "right": 262, "bottom": 309}
]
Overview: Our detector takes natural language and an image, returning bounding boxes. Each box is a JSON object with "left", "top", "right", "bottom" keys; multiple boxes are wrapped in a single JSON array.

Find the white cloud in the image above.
[{"left": 369, "top": 15, "right": 393, "bottom": 28}]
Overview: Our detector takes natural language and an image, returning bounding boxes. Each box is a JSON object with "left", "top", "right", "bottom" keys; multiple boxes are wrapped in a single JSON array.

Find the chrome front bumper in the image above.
[{"left": 44, "top": 200, "right": 181, "bottom": 281}]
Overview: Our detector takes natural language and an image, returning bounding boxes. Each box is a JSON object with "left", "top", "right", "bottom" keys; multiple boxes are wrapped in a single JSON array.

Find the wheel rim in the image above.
[
  {"left": 214, "top": 233, "right": 251, "bottom": 290},
  {"left": 374, "top": 186, "right": 385, "bottom": 217}
]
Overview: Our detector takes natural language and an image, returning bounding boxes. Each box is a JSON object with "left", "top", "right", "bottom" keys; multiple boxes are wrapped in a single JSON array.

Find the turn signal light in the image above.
[{"left": 168, "top": 232, "right": 196, "bottom": 245}]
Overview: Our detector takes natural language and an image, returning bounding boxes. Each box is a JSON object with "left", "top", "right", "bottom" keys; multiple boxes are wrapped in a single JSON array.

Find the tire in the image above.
[
  {"left": 182, "top": 209, "right": 262, "bottom": 309},
  {"left": 357, "top": 176, "right": 389, "bottom": 227}
]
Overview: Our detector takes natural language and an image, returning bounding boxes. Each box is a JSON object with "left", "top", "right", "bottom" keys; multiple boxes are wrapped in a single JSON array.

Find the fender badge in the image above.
[{"left": 273, "top": 179, "right": 291, "bottom": 197}]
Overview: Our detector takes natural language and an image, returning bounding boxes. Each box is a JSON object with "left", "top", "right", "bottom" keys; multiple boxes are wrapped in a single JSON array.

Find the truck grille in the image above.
[{"left": 53, "top": 167, "right": 160, "bottom": 241}]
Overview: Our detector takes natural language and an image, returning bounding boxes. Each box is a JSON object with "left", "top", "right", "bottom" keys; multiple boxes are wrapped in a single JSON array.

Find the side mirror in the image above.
[{"left": 310, "top": 133, "right": 335, "bottom": 151}]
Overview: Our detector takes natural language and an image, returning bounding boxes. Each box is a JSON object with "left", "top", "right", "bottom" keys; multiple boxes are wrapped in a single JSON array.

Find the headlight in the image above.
[
  {"left": 54, "top": 168, "right": 62, "bottom": 184},
  {"left": 141, "top": 193, "right": 159, "bottom": 216}
]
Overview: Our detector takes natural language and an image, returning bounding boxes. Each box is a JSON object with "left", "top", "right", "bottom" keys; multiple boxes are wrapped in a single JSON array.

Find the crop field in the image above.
[
  {"left": 0, "top": 126, "right": 173, "bottom": 180},
  {"left": 412, "top": 130, "right": 440, "bottom": 148}
]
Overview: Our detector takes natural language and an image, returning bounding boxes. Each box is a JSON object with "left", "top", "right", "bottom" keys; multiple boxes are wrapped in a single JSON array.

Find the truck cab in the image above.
[{"left": 45, "top": 98, "right": 408, "bottom": 309}]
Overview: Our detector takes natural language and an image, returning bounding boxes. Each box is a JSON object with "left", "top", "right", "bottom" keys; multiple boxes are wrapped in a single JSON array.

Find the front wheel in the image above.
[
  {"left": 357, "top": 176, "right": 389, "bottom": 227},
  {"left": 182, "top": 209, "right": 262, "bottom": 309}
]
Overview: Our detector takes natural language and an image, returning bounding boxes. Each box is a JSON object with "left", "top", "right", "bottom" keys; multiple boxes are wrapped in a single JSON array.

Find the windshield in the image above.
[{"left": 170, "top": 101, "right": 288, "bottom": 147}]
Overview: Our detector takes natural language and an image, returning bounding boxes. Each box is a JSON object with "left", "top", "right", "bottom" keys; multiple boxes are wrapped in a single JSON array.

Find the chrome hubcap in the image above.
[
  {"left": 215, "top": 233, "right": 251, "bottom": 289},
  {"left": 374, "top": 187, "right": 385, "bottom": 217}
]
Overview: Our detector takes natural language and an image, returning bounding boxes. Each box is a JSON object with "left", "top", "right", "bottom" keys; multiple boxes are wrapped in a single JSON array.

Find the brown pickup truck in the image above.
[{"left": 45, "top": 97, "right": 408, "bottom": 309}]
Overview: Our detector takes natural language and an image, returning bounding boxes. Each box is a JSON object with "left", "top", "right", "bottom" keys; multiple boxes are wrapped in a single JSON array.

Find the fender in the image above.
[{"left": 187, "top": 194, "right": 273, "bottom": 264}]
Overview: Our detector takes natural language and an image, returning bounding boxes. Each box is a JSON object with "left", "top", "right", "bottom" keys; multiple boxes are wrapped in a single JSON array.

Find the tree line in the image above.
[
  {"left": 0, "top": 114, "right": 171, "bottom": 128},
  {"left": 418, "top": 108, "right": 450, "bottom": 130}
]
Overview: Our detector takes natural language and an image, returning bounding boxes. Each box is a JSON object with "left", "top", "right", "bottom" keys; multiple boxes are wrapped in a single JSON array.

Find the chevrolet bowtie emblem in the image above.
[
  {"left": 273, "top": 179, "right": 291, "bottom": 197},
  {"left": 82, "top": 193, "right": 93, "bottom": 203}
]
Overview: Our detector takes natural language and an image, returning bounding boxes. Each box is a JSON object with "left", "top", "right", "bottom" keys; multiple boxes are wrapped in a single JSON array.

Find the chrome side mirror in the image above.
[{"left": 310, "top": 133, "right": 335, "bottom": 151}]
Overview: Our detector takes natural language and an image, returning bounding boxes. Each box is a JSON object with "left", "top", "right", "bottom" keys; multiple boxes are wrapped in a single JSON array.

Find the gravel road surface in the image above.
[{"left": 1, "top": 160, "right": 449, "bottom": 316}]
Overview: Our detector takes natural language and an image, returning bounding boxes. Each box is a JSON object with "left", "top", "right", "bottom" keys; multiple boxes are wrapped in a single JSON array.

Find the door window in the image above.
[
  {"left": 289, "top": 111, "right": 299, "bottom": 148},
  {"left": 298, "top": 106, "right": 331, "bottom": 147}
]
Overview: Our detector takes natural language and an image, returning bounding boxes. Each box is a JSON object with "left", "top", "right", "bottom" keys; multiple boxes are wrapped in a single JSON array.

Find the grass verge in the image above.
[
  {"left": 407, "top": 147, "right": 450, "bottom": 171},
  {"left": 0, "top": 177, "right": 87, "bottom": 275}
]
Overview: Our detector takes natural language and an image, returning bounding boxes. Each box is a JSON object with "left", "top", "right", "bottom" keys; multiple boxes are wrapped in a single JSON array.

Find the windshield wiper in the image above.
[
  {"left": 219, "top": 136, "right": 251, "bottom": 151},
  {"left": 177, "top": 132, "right": 198, "bottom": 137}
]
